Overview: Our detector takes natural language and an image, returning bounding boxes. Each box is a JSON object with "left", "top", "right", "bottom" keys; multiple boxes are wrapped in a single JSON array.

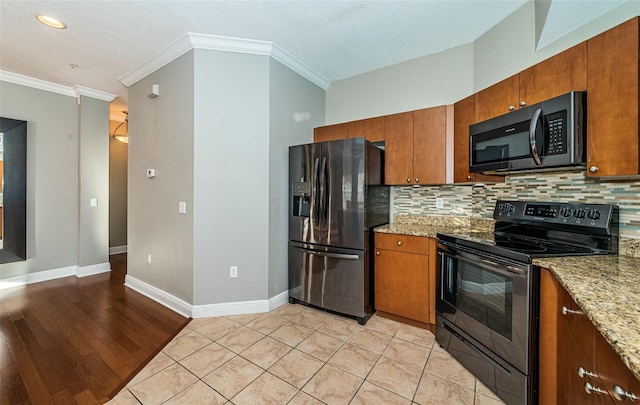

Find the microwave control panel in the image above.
[{"left": 545, "top": 110, "right": 567, "bottom": 156}]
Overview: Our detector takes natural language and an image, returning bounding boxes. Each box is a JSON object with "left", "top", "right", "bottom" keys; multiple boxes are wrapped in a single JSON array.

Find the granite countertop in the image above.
[
  {"left": 374, "top": 215, "right": 640, "bottom": 382},
  {"left": 534, "top": 255, "right": 640, "bottom": 381}
]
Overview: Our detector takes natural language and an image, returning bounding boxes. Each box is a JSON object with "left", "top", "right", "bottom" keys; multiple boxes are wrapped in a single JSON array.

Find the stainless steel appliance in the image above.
[
  {"left": 288, "top": 138, "right": 389, "bottom": 324},
  {"left": 470, "top": 91, "right": 586, "bottom": 173},
  {"left": 436, "top": 200, "right": 619, "bottom": 405}
]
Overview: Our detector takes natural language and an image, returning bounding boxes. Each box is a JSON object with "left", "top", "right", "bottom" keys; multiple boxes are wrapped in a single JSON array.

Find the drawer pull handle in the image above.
[
  {"left": 562, "top": 306, "right": 583, "bottom": 316},
  {"left": 578, "top": 367, "right": 596, "bottom": 379},
  {"left": 376, "top": 251, "right": 380, "bottom": 256},
  {"left": 397, "top": 241, "right": 402, "bottom": 246},
  {"left": 613, "top": 385, "right": 639, "bottom": 402},
  {"left": 584, "top": 382, "right": 607, "bottom": 395}
]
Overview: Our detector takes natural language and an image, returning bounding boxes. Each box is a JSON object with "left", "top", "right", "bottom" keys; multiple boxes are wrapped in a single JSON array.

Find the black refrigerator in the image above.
[{"left": 288, "top": 137, "right": 389, "bottom": 324}]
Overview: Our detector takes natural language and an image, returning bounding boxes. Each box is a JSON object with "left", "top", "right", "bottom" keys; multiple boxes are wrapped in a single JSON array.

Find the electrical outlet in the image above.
[
  {"left": 230, "top": 266, "right": 238, "bottom": 278},
  {"left": 436, "top": 197, "right": 444, "bottom": 209}
]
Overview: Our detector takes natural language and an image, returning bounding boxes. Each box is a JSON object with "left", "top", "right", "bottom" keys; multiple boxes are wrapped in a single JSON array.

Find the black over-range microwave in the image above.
[{"left": 469, "top": 91, "right": 586, "bottom": 173}]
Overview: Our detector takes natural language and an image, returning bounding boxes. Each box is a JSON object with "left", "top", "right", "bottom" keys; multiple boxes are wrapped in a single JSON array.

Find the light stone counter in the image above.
[
  {"left": 374, "top": 215, "right": 494, "bottom": 238},
  {"left": 534, "top": 255, "right": 640, "bottom": 382}
]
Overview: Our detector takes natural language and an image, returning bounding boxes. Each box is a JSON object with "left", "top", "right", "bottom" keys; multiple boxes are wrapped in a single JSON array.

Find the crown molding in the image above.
[
  {"left": 1, "top": 70, "right": 117, "bottom": 102},
  {"left": 119, "top": 33, "right": 330, "bottom": 90},
  {"left": 0, "top": 70, "right": 76, "bottom": 97},
  {"left": 73, "top": 85, "right": 117, "bottom": 102}
]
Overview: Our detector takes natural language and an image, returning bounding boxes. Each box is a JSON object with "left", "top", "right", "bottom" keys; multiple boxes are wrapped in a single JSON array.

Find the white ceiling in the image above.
[{"left": 0, "top": 1, "right": 624, "bottom": 121}]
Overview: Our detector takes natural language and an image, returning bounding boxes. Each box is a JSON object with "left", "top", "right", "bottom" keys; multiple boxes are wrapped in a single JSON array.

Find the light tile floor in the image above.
[{"left": 108, "top": 304, "right": 507, "bottom": 405}]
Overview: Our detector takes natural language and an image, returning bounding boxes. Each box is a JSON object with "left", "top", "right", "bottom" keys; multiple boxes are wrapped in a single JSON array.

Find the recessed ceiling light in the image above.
[{"left": 35, "top": 15, "right": 67, "bottom": 29}]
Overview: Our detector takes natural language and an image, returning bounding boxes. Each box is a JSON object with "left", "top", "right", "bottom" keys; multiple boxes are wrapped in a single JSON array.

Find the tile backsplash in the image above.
[{"left": 393, "top": 170, "right": 640, "bottom": 239}]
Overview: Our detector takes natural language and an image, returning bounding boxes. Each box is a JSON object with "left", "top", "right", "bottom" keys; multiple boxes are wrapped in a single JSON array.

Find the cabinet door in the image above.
[
  {"left": 587, "top": 17, "right": 640, "bottom": 176},
  {"left": 384, "top": 111, "right": 414, "bottom": 185},
  {"left": 454, "top": 95, "right": 475, "bottom": 183},
  {"left": 559, "top": 331, "right": 614, "bottom": 405},
  {"left": 594, "top": 331, "right": 640, "bottom": 402},
  {"left": 374, "top": 248, "right": 429, "bottom": 323},
  {"left": 349, "top": 117, "right": 384, "bottom": 142},
  {"left": 474, "top": 74, "right": 519, "bottom": 122},
  {"left": 519, "top": 42, "right": 587, "bottom": 107},
  {"left": 314, "top": 123, "right": 349, "bottom": 142},
  {"left": 413, "top": 106, "right": 446, "bottom": 185}
]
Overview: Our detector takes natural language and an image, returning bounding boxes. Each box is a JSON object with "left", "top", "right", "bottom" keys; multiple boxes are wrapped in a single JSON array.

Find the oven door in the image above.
[{"left": 436, "top": 241, "right": 535, "bottom": 373}]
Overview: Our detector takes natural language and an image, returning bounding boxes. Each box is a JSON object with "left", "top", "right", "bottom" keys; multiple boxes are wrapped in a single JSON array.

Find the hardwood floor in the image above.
[{"left": 0, "top": 254, "right": 190, "bottom": 404}]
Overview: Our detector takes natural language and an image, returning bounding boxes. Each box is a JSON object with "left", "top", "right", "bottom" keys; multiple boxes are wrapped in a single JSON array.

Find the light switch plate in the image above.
[{"left": 90, "top": 198, "right": 98, "bottom": 207}]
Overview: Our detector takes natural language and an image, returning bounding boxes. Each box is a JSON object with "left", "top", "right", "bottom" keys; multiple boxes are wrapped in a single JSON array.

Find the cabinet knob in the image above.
[
  {"left": 467, "top": 175, "right": 472, "bottom": 180},
  {"left": 407, "top": 178, "right": 411, "bottom": 183},
  {"left": 375, "top": 251, "right": 380, "bottom": 256},
  {"left": 578, "top": 367, "right": 597, "bottom": 379},
  {"left": 415, "top": 178, "right": 419, "bottom": 183},
  {"left": 520, "top": 101, "right": 527, "bottom": 107},
  {"left": 584, "top": 382, "right": 607, "bottom": 396},
  {"left": 509, "top": 105, "right": 515, "bottom": 111},
  {"left": 562, "top": 306, "right": 584, "bottom": 316},
  {"left": 613, "top": 385, "right": 639, "bottom": 402},
  {"left": 397, "top": 241, "right": 402, "bottom": 246},
  {"left": 589, "top": 166, "right": 599, "bottom": 173}
]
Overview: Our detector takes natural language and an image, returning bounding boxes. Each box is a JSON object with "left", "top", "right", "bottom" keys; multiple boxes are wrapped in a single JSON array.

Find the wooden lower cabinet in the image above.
[
  {"left": 540, "top": 268, "right": 640, "bottom": 404},
  {"left": 374, "top": 233, "right": 435, "bottom": 329}
]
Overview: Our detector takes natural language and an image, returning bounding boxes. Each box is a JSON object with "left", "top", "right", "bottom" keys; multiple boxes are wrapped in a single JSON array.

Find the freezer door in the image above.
[
  {"left": 289, "top": 143, "right": 322, "bottom": 244},
  {"left": 288, "top": 242, "right": 368, "bottom": 319},
  {"left": 323, "top": 138, "right": 366, "bottom": 250}
]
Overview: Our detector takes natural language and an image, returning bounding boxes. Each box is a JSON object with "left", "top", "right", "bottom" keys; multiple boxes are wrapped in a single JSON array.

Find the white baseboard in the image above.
[
  {"left": 76, "top": 262, "right": 111, "bottom": 278},
  {"left": 269, "top": 290, "right": 289, "bottom": 311},
  {"left": 109, "top": 245, "right": 127, "bottom": 255},
  {"left": 0, "top": 266, "right": 77, "bottom": 290},
  {"left": 124, "top": 274, "right": 192, "bottom": 318},
  {"left": 123, "top": 274, "right": 289, "bottom": 319}
]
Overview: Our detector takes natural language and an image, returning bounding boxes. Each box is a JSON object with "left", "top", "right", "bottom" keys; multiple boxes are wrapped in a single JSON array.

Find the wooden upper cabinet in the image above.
[
  {"left": 349, "top": 117, "right": 384, "bottom": 142},
  {"left": 384, "top": 111, "right": 414, "bottom": 185},
  {"left": 475, "top": 74, "right": 519, "bottom": 123},
  {"left": 313, "top": 123, "right": 349, "bottom": 143},
  {"left": 454, "top": 95, "right": 476, "bottom": 183},
  {"left": 384, "top": 107, "right": 447, "bottom": 185},
  {"left": 519, "top": 42, "right": 587, "bottom": 107},
  {"left": 413, "top": 106, "right": 446, "bottom": 185},
  {"left": 475, "top": 43, "right": 587, "bottom": 123},
  {"left": 587, "top": 17, "right": 640, "bottom": 177}
]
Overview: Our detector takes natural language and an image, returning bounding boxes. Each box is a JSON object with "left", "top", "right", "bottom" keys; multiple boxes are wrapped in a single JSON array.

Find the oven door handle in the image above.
[{"left": 446, "top": 247, "right": 529, "bottom": 276}]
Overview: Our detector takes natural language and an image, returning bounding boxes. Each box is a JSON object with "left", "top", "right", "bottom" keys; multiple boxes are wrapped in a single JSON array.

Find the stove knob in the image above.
[
  {"left": 560, "top": 207, "right": 573, "bottom": 217},
  {"left": 588, "top": 210, "right": 602, "bottom": 221},
  {"left": 575, "top": 209, "right": 587, "bottom": 219},
  {"left": 507, "top": 204, "right": 515, "bottom": 213}
]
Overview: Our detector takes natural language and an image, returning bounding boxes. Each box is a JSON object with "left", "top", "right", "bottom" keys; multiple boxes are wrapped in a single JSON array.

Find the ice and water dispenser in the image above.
[{"left": 292, "top": 182, "right": 310, "bottom": 217}]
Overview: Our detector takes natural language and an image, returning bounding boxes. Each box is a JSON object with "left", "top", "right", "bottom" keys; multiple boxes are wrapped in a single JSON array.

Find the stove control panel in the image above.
[{"left": 495, "top": 200, "right": 618, "bottom": 231}]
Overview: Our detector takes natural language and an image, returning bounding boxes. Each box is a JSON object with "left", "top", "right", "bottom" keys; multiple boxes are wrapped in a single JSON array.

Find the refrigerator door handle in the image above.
[
  {"left": 319, "top": 157, "right": 327, "bottom": 225},
  {"left": 291, "top": 245, "right": 360, "bottom": 260},
  {"left": 313, "top": 157, "right": 321, "bottom": 224}
]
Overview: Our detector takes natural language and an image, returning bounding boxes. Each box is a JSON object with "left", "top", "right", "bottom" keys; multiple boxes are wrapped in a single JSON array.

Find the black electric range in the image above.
[
  {"left": 435, "top": 200, "right": 619, "bottom": 405},
  {"left": 437, "top": 200, "right": 619, "bottom": 264}
]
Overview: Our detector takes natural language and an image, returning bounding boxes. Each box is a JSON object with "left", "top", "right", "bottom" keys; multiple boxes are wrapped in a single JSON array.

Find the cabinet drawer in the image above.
[{"left": 375, "top": 233, "right": 429, "bottom": 254}]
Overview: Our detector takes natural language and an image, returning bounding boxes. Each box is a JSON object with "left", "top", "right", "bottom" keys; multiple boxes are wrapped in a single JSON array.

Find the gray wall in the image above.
[
  {"left": 325, "top": 0, "right": 640, "bottom": 124},
  {"left": 326, "top": 44, "right": 473, "bottom": 124},
  {"left": 78, "top": 96, "right": 110, "bottom": 267},
  {"left": 128, "top": 51, "right": 195, "bottom": 303},
  {"left": 0, "top": 81, "right": 108, "bottom": 278},
  {"left": 191, "top": 50, "right": 270, "bottom": 305},
  {"left": 268, "top": 59, "right": 325, "bottom": 298},
  {"left": 109, "top": 121, "right": 128, "bottom": 248}
]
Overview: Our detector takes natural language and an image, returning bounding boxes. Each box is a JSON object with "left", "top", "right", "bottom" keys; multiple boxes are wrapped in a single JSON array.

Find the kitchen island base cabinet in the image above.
[
  {"left": 540, "top": 268, "right": 640, "bottom": 404},
  {"left": 374, "top": 233, "right": 435, "bottom": 330}
]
